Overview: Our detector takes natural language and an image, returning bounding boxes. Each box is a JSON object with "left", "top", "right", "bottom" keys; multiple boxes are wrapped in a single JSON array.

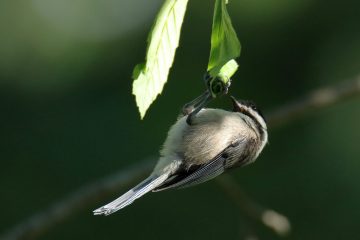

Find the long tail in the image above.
[{"left": 93, "top": 174, "right": 168, "bottom": 216}]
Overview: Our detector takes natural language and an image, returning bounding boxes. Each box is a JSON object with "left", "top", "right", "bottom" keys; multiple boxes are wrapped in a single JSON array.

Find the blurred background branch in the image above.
[
  {"left": 216, "top": 175, "right": 291, "bottom": 237},
  {"left": 1, "top": 76, "right": 359, "bottom": 240},
  {"left": 267, "top": 75, "right": 360, "bottom": 127},
  {"left": 0, "top": 160, "right": 154, "bottom": 240}
]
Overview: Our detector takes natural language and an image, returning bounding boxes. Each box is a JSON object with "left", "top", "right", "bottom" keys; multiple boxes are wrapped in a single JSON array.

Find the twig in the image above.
[
  {"left": 0, "top": 160, "right": 154, "bottom": 240},
  {"left": 1, "top": 77, "right": 360, "bottom": 240},
  {"left": 267, "top": 76, "right": 360, "bottom": 127},
  {"left": 216, "top": 175, "right": 291, "bottom": 236}
]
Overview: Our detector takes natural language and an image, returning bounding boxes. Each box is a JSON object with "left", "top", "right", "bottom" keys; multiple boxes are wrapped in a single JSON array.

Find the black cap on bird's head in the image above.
[{"left": 230, "top": 96, "right": 267, "bottom": 130}]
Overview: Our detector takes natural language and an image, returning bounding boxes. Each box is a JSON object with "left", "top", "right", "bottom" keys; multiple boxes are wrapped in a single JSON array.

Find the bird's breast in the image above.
[{"left": 181, "top": 109, "right": 254, "bottom": 166}]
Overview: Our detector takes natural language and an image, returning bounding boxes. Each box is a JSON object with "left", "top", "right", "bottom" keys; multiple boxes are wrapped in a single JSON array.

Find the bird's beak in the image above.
[{"left": 230, "top": 96, "right": 242, "bottom": 112}]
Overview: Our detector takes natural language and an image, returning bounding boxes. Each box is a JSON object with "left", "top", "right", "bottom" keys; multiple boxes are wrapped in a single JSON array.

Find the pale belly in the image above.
[{"left": 155, "top": 109, "right": 253, "bottom": 171}]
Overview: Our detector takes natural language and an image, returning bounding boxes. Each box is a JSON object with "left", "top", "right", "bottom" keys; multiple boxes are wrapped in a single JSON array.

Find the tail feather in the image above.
[{"left": 93, "top": 174, "right": 168, "bottom": 215}]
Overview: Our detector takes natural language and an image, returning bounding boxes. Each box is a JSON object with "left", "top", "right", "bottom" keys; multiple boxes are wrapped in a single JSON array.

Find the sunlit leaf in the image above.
[
  {"left": 207, "top": 0, "right": 241, "bottom": 78},
  {"left": 218, "top": 59, "right": 238, "bottom": 84},
  {"left": 132, "top": 0, "right": 189, "bottom": 119},
  {"left": 208, "top": 60, "right": 238, "bottom": 98}
]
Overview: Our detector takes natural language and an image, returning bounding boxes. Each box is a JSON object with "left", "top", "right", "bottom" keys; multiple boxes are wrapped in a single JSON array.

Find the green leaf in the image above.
[
  {"left": 218, "top": 59, "right": 238, "bottom": 83},
  {"left": 132, "top": 63, "right": 145, "bottom": 79},
  {"left": 207, "top": 0, "right": 241, "bottom": 78},
  {"left": 132, "top": 0, "right": 189, "bottom": 119},
  {"left": 208, "top": 60, "right": 238, "bottom": 98}
]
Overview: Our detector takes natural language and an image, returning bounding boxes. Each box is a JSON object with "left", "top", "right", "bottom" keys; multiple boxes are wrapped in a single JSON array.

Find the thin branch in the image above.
[
  {"left": 1, "top": 77, "right": 360, "bottom": 240},
  {"left": 0, "top": 159, "right": 154, "bottom": 240},
  {"left": 267, "top": 75, "right": 360, "bottom": 127},
  {"left": 216, "top": 175, "right": 291, "bottom": 236}
]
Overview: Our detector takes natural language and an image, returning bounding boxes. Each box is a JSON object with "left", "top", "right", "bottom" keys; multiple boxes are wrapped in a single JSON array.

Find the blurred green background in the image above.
[{"left": 1, "top": 0, "right": 360, "bottom": 239}]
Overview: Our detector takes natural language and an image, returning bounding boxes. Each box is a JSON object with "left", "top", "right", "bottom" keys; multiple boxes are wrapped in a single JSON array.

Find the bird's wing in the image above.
[
  {"left": 154, "top": 136, "right": 251, "bottom": 192},
  {"left": 153, "top": 153, "right": 226, "bottom": 192}
]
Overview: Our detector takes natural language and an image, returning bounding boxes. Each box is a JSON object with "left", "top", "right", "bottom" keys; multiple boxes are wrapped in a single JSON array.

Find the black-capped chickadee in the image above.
[{"left": 93, "top": 96, "right": 268, "bottom": 215}]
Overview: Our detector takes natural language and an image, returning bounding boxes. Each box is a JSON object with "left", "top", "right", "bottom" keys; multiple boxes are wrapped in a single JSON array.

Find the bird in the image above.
[{"left": 93, "top": 96, "right": 268, "bottom": 215}]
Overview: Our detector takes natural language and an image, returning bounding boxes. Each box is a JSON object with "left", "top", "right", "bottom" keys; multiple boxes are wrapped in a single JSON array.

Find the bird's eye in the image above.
[{"left": 248, "top": 102, "right": 257, "bottom": 110}]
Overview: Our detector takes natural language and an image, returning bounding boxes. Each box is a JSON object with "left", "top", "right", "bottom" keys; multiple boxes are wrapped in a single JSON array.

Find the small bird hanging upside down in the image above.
[{"left": 93, "top": 96, "right": 268, "bottom": 215}]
